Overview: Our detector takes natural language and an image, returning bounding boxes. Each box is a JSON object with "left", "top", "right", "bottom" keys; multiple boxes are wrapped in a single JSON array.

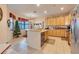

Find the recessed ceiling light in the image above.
[
  {"left": 44, "top": 11, "right": 47, "bottom": 14},
  {"left": 33, "top": 11, "right": 37, "bottom": 13},
  {"left": 36, "top": 4, "right": 40, "bottom": 7},
  {"left": 60, "top": 7, "right": 64, "bottom": 11}
]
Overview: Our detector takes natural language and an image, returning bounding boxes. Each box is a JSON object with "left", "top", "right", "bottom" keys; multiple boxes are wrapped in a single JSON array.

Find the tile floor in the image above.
[
  {"left": 71, "top": 41, "right": 79, "bottom": 54},
  {"left": 42, "top": 37, "right": 71, "bottom": 54},
  {"left": 3, "top": 36, "right": 71, "bottom": 54}
]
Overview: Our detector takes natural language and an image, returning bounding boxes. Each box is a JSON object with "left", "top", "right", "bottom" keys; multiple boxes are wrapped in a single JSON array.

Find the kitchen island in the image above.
[{"left": 27, "top": 29, "right": 48, "bottom": 50}]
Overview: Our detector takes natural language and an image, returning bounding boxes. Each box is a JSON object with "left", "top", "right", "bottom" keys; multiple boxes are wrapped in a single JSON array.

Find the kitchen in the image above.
[
  {"left": 27, "top": 13, "right": 72, "bottom": 50},
  {"left": 0, "top": 4, "right": 77, "bottom": 54}
]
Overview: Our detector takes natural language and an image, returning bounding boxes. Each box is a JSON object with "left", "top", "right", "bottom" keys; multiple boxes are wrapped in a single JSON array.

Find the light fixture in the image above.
[
  {"left": 36, "top": 4, "right": 40, "bottom": 7},
  {"left": 33, "top": 11, "right": 37, "bottom": 13},
  {"left": 25, "top": 13, "right": 38, "bottom": 18},
  {"left": 44, "top": 10, "right": 47, "bottom": 14},
  {"left": 60, "top": 7, "right": 64, "bottom": 11}
]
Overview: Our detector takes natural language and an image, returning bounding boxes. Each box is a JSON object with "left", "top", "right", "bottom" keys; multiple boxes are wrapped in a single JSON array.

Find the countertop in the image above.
[{"left": 27, "top": 29, "right": 48, "bottom": 32}]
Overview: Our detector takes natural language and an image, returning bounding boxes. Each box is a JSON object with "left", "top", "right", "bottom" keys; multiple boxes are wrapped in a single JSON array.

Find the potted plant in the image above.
[{"left": 13, "top": 20, "right": 21, "bottom": 38}]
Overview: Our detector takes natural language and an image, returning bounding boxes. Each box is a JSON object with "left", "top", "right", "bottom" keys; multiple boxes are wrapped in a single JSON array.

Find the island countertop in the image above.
[{"left": 27, "top": 29, "right": 48, "bottom": 32}]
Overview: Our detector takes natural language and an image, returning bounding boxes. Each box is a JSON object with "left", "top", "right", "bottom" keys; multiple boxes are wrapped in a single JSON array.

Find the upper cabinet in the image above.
[
  {"left": 45, "top": 14, "right": 72, "bottom": 26},
  {"left": 65, "top": 15, "right": 72, "bottom": 25}
]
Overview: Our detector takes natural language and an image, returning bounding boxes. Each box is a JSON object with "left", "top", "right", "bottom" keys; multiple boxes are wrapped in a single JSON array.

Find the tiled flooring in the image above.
[
  {"left": 3, "top": 36, "right": 71, "bottom": 54},
  {"left": 43, "top": 37, "right": 71, "bottom": 54},
  {"left": 71, "top": 40, "right": 79, "bottom": 54}
]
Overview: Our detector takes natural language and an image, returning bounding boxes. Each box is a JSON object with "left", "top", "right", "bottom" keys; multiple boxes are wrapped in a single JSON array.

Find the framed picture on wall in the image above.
[{"left": 0, "top": 8, "right": 3, "bottom": 21}]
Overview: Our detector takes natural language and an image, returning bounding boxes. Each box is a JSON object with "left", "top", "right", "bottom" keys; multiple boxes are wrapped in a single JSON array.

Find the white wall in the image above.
[
  {"left": 0, "top": 4, "right": 12, "bottom": 43},
  {"left": 29, "top": 17, "right": 46, "bottom": 29}
]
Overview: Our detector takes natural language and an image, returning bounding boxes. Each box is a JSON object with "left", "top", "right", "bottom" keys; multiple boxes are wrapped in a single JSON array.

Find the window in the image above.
[
  {"left": 19, "top": 21, "right": 30, "bottom": 30},
  {"left": 9, "top": 18, "right": 14, "bottom": 31},
  {"left": 25, "top": 22, "right": 29, "bottom": 29}
]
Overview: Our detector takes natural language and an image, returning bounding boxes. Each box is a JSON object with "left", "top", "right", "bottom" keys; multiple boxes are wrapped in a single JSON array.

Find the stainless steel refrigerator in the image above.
[{"left": 71, "top": 17, "right": 79, "bottom": 53}]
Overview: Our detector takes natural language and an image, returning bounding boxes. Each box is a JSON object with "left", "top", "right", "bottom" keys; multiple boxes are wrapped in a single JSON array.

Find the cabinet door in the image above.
[
  {"left": 65, "top": 16, "right": 70, "bottom": 25},
  {"left": 48, "top": 30, "right": 52, "bottom": 36},
  {"left": 56, "top": 30, "right": 60, "bottom": 37},
  {"left": 45, "top": 31, "right": 48, "bottom": 40},
  {"left": 49, "top": 19, "right": 51, "bottom": 25},
  {"left": 50, "top": 18, "right": 52, "bottom": 25},
  {"left": 56, "top": 17, "right": 60, "bottom": 25},
  {"left": 59, "top": 17, "right": 64, "bottom": 25},
  {"left": 52, "top": 30, "right": 54, "bottom": 36},
  {"left": 55, "top": 18, "right": 57, "bottom": 25},
  {"left": 57, "top": 18, "right": 60, "bottom": 25},
  {"left": 41, "top": 32, "right": 45, "bottom": 46},
  {"left": 52, "top": 18, "right": 55, "bottom": 25},
  {"left": 52, "top": 29, "right": 57, "bottom": 36}
]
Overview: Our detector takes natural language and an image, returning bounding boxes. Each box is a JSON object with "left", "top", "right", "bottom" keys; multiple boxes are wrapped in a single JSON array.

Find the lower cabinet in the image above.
[
  {"left": 41, "top": 31, "right": 48, "bottom": 47},
  {"left": 48, "top": 29, "right": 68, "bottom": 37}
]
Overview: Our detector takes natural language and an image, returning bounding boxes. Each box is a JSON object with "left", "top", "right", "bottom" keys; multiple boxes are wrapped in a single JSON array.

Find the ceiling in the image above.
[{"left": 7, "top": 4, "right": 76, "bottom": 18}]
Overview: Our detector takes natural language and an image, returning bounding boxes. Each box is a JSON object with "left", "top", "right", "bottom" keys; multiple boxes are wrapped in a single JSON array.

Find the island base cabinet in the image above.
[
  {"left": 41, "top": 31, "right": 48, "bottom": 46},
  {"left": 41, "top": 32, "right": 45, "bottom": 46},
  {"left": 27, "top": 31, "right": 41, "bottom": 50}
]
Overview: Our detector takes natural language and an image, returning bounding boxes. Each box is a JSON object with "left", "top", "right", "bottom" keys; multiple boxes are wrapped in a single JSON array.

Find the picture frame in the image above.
[{"left": 0, "top": 8, "right": 3, "bottom": 21}]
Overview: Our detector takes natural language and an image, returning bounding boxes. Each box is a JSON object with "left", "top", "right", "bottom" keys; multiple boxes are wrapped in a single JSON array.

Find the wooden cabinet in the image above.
[
  {"left": 45, "top": 15, "right": 72, "bottom": 26},
  {"left": 65, "top": 15, "right": 71, "bottom": 25},
  {"left": 48, "top": 29, "right": 67, "bottom": 37},
  {"left": 45, "top": 31, "right": 48, "bottom": 40},
  {"left": 52, "top": 18, "right": 55, "bottom": 25},
  {"left": 56, "top": 18, "right": 59, "bottom": 25},
  {"left": 41, "top": 31, "right": 48, "bottom": 46},
  {"left": 41, "top": 32, "right": 45, "bottom": 46},
  {"left": 48, "top": 30, "right": 52, "bottom": 36}
]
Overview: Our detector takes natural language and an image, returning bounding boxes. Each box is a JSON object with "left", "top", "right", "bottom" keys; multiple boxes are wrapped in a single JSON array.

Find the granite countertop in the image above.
[{"left": 28, "top": 29, "right": 48, "bottom": 32}]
